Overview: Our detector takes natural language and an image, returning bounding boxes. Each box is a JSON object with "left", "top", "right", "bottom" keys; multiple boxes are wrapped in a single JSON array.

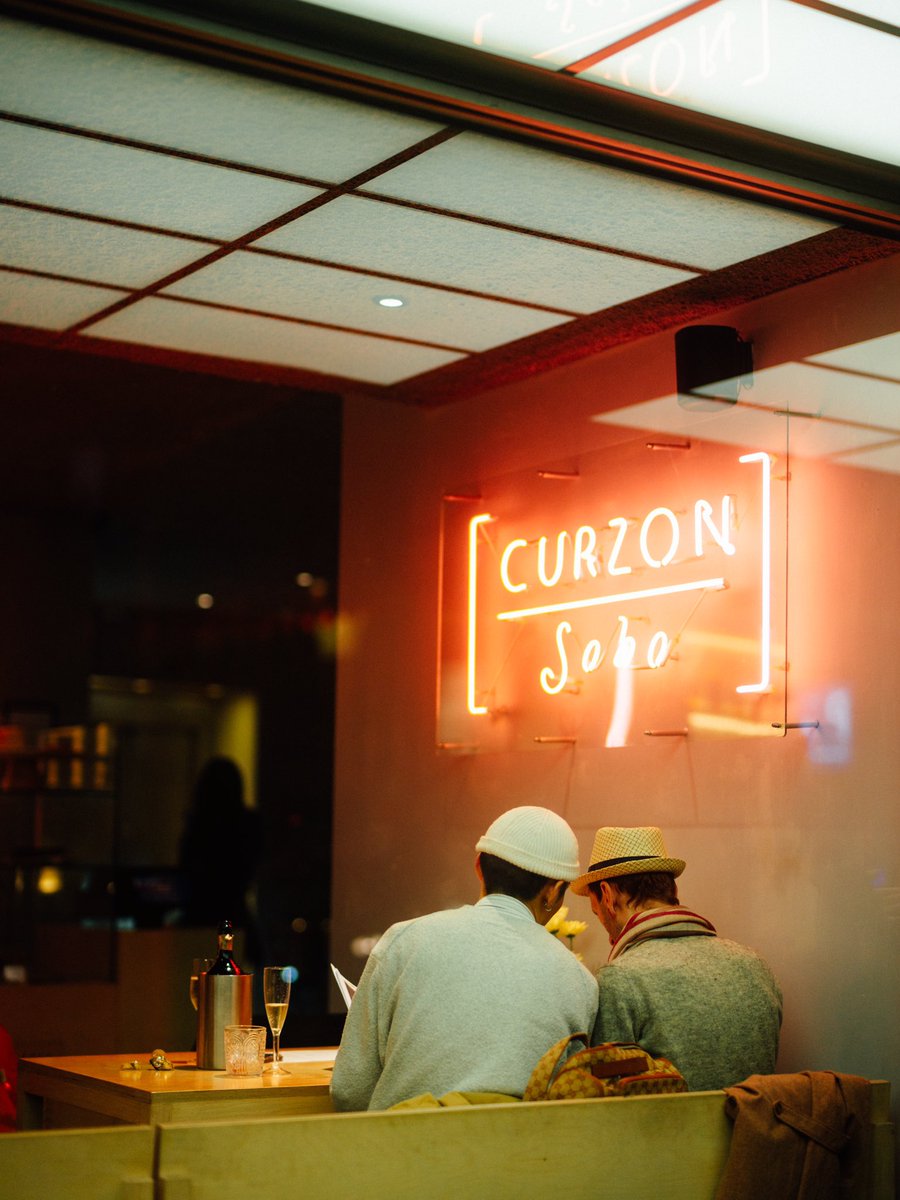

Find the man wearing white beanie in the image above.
[{"left": 331, "top": 806, "right": 598, "bottom": 1110}]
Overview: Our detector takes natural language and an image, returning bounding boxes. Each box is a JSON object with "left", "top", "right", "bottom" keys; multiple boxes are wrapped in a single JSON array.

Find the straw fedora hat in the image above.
[{"left": 571, "top": 827, "right": 685, "bottom": 896}]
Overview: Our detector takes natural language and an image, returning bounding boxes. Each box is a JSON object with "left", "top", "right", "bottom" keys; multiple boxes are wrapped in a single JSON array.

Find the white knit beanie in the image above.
[{"left": 475, "top": 806, "right": 580, "bottom": 882}]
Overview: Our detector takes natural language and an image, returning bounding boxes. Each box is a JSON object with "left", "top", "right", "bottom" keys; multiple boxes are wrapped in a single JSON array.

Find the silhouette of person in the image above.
[{"left": 178, "top": 757, "right": 261, "bottom": 962}]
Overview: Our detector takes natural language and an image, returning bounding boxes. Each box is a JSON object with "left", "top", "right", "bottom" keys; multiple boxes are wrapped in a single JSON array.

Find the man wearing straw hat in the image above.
[
  {"left": 572, "top": 826, "right": 782, "bottom": 1091},
  {"left": 331, "top": 806, "right": 598, "bottom": 1110}
]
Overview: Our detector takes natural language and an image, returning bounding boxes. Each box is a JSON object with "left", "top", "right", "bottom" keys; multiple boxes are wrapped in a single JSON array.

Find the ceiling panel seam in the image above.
[
  {"left": 59, "top": 193, "right": 347, "bottom": 336},
  {"left": 54, "top": 128, "right": 465, "bottom": 335},
  {"left": 560, "top": 0, "right": 723, "bottom": 75},
  {"left": 0, "top": 258, "right": 561, "bottom": 354},
  {"left": 787, "top": 0, "right": 899, "bottom": 36},
  {"left": 0, "top": 109, "right": 453, "bottom": 193},
  {"left": 244, "top": 249, "right": 583, "bottom": 316},
  {"left": 0, "top": 264, "right": 126, "bottom": 294},
  {"left": 0, "top": 196, "right": 227, "bottom": 247},
  {"left": 0, "top": 202, "right": 583, "bottom": 316},
  {"left": 350, "top": 189, "right": 711, "bottom": 273},
  {"left": 338, "top": 127, "right": 458, "bottom": 188},
  {"left": 150, "top": 293, "right": 475, "bottom": 353},
  {"left": 0, "top": 113, "right": 711, "bottom": 273},
  {"left": 0, "top": 256, "right": 581, "bottom": 327},
  {"left": 3, "top": 0, "right": 896, "bottom": 228},
  {"left": 0, "top": 108, "right": 326, "bottom": 187},
  {"left": 0, "top": 186, "right": 711, "bottom": 282},
  {"left": 558, "top": 0, "right": 899, "bottom": 77}
]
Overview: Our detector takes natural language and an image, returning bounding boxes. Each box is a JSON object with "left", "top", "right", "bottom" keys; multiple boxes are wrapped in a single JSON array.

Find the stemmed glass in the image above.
[
  {"left": 190, "top": 958, "right": 214, "bottom": 1011},
  {"left": 263, "top": 966, "right": 291, "bottom": 1074}
]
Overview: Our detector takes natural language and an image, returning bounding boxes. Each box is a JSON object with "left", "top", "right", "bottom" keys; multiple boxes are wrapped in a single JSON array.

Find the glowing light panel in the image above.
[
  {"left": 581, "top": 0, "right": 900, "bottom": 168},
  {"left": 308, "top": 0, "right": 899, "bottom": 166}
]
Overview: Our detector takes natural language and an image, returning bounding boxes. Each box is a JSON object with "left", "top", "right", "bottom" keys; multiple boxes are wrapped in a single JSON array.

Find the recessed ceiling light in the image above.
[{"left": 376, "top": 296, "right": 406, "bottom": 308}]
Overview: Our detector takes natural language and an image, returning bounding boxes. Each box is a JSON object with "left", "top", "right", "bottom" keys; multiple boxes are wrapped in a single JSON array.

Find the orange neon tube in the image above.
[{"left": 467, "top": 514, "right": 493, "bottom": 715}]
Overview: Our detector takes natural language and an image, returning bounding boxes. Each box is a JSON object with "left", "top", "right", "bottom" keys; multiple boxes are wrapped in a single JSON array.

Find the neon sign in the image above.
[
  {"left": 467, "top": 512, "right": 492, "bottom": 715},
  {"left": 441, "top": 440, "right": 785, "bottom": 747}
]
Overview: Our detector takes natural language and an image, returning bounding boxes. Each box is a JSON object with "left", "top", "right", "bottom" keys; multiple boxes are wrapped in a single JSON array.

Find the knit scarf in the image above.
[{"left": 608, "top": 907, "right": 717, "bottom": 963}]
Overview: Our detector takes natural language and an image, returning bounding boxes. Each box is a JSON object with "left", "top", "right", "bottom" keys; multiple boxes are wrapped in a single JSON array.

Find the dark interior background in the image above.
[{"left": 1, "top": 338, "right": 343, "bottom": 1040}]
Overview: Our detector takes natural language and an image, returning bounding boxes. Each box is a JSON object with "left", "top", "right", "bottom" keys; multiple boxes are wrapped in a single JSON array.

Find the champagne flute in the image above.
[
  {"left": 263, "top": 966, "right": 291, "bottom": 1075},
  {"left": 189, "top": 958, "right": 214, "bottom": 1011}
]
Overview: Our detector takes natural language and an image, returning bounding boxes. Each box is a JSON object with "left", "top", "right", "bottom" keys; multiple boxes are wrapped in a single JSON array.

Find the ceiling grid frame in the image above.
[{"left": 0, "top": 0, "right": 897, "bottom": 400}]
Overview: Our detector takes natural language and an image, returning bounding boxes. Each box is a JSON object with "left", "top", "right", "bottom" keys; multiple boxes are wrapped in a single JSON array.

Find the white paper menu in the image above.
[{"left": 330, "top": 963, "right": 358, "bottom": 1010}]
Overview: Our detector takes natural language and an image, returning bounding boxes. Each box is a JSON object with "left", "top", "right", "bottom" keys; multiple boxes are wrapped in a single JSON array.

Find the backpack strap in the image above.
[{"left": 523, "top": 1033, "right": 588, "bottom": 1101}]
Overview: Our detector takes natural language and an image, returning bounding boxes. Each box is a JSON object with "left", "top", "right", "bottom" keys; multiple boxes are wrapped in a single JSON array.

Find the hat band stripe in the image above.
[{"left": 588, "top": 854, "right": 657, "bottom": 872}]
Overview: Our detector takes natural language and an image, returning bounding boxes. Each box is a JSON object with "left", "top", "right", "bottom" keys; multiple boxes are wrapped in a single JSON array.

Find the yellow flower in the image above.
[
  {"left": 544, "top": 906, "right": 568, "bottom": 934},
  {"left": 545, "top": 909, "right": 587, "bottom": 952}
]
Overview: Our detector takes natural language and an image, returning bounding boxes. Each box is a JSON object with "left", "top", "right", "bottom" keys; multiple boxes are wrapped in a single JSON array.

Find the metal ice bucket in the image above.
[{"left": 196, "top": 972, "right": 253, "bottom": 1069}]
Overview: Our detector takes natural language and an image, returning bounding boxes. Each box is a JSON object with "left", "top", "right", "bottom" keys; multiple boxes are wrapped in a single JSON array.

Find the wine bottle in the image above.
[{"left": 207, "top": 919, "right": 243, "bottom": 975}]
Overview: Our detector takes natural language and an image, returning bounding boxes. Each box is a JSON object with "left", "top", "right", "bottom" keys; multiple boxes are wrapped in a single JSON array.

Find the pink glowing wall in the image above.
[{"left": 332, "top": 255, "right": 899, "bottom": 1130}]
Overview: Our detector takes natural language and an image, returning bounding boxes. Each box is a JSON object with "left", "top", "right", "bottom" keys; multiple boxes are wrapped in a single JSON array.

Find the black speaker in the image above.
[{"left": 675, "top": 326, "right": 753, "bottom": 409}]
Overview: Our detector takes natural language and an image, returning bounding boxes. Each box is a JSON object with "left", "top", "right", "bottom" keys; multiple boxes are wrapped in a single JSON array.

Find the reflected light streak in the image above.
[
  {"left": 497, "top": 576, "right": 727, "bottom": 621},
  {"left": 468, "top": 513, "right": 493, "bottom": 715},
  {"left": 736, "top": 451, "right": 771, "bottom": 693},
  {"left": 605, "top": 664, "right": 635, "bottom": 747}
]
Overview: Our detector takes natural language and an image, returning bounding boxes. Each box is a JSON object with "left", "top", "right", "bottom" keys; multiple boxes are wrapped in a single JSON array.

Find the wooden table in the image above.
[{"left": 18, "top": 1048, "right": 337, "bottom": 1129}]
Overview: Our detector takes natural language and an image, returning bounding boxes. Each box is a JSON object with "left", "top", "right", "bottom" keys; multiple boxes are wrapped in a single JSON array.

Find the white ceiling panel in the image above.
[
  {"left": 162, "top": 253, "right": 570, "bottom": 351},
  {"left": 0, "top": 120, "right": 323, "bottom": 240},
  {"left": 591, "top": 395, "right": 792, "bottom": 455},
  {"left": 592, "top": 392, "right": 896, "bottom": 459},
  {"left": 298, "top": 0, "right": 555, "bottom": 63},
  {"left": 299, "top": 0, "right": 703, "bottom": 66},
  {"left": 0, "top": 269, "right": 127, "bottom": 329},
  {"left": 255, "top": 194, "right": 697, "bottom": 313},
  {"left": 305, "top": 0, "right": 900, "bottom": 167},
  {"left": 365, "top": 133, "right": 836, "bottom": 270},
  {"left": 87, "top": 296, "right": 467, "bottom": 384},
  {"left": 0, "top": 5, "right": 892, "bottom": 407},
  {"left": 581, "top": 0, "right": 900, "bottom": 169},
  {"left": 809, "top": 333, "right": 900, "bottom": 382},
  {"left": 725, "top": 362, "right": 900, "bottom": 431},
  {"left": 0, "top": 207, "right": 214, "bottom": 288},
  {"left": 0, "top": 16, "right": 444, "bottom": 180}
]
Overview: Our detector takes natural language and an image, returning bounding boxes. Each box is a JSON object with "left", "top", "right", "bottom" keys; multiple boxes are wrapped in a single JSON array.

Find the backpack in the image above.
[{"left": 524, "top": 1033, "right": 687, "bottom": 1100}]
